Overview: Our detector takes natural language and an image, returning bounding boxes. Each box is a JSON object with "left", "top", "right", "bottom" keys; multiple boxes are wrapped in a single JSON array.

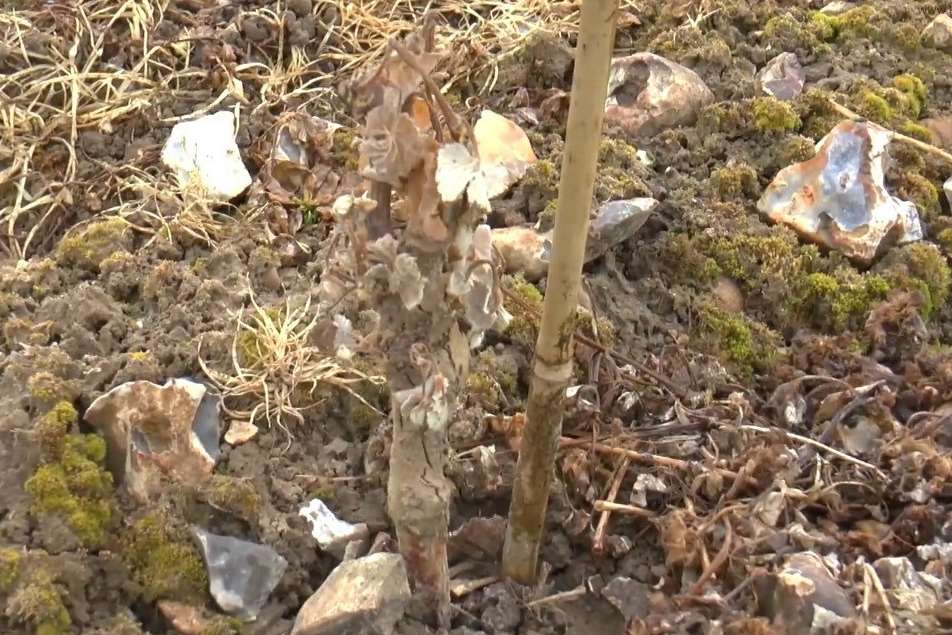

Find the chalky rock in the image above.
[
  {"left": 944, "top": 176, "right": 951, "bottom": 210},
  {"left": 819, "top": 1, "right": 857, "bottom": 15},
  {"left": 299, "top": 498, "right": 369, "bottom": 558},
  {"left": 161, "top": 111, "right": 252, "bottom": 201},
  {"left": 755, "top": 552, "right": 855, "bottom": 634},
  {"left": 585, "top": 198, "right": 657, "bottom": 261},
  {"left": 290, "top": 553, "right": 411, "bottom": 635},
  {"left": 757, "top": 120, "right": 922, "bottom": 264},
  {"left": 602, "top": 577, "right": 651, "bottom": 621},
  {"left": 492, "top": 198, "right": 656, "bottom": 281},
  {"left": 491, "top": 225, "right": 550, "bottom": 282},
  {"left": 224, "top": 419, "right": 259, "bottom": 446},
  {"left": 85, "top": 378, "right": 221, "bottom": 503},
  {"left": 873, "top": 557, "right": 941, "bottom": 611},
  {"left": 192, "top": 527, "right": 288, "bottom": 621},
  {"left": 758, "top": 53, "right": 805, "bottom": 101},
  {"left": 605, "top": 53, "right": 714, "bottom": 136},
  {"left": 923, "top": 14, "right": 952, "bottom": 52},
  {"left": 158, "top": 601, "right": 214, "bottom": 635}
]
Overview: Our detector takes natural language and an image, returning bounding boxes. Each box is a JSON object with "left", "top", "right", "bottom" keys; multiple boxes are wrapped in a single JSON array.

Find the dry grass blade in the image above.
[{"left": 199, "top": 292, "right": 384, "bottom": 441}]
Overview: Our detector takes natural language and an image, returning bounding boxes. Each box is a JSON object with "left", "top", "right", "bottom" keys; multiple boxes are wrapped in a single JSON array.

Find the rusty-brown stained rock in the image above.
[
  {"left": 604, "top": 53, "right": 714, "bottom": 136},
  {"left": 223, "top": 419, "right": 258, "bottom": 446},
  {"left": 84, "top": 378, "right": 221, "bottom": 503},
  {"left": 755, "top": 552, "right": 856, "bottom": 634},
  {"left": 492, "top": 197, "right": 657, "bottom": 282},
  {"left": 290, "top": 553, "right": 411, "bottom": 635},
  {"left": 758, "top": 53, "right": 805, "bottom": 101},
  {"left": 757, "top": 120, "right": 923, "bottom": 264},
  {"left": 491, "top": 225, "right": 551, "bottom": 281},
  {"left": 924, "top": 13, "right": 952, "bottom": 52},
  {"left": 157, "top": 601, "right": 214, "bottom": 635}
]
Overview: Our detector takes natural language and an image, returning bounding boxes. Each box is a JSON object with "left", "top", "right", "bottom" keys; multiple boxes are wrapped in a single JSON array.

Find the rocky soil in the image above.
[{"left": 1, "top": 1, "right": 952, "bottom": 634}]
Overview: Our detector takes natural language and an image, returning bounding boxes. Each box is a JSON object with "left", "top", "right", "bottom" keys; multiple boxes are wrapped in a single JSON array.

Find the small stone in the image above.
[
  {"left": 605, "top": 53, "right": 714, "bottom": 136},
  {"left": 944, "top": 177, "right": 951, "bottom": 210},
  {"left": 299, "top": 498, "right": 369, "bottom": 558},
  {"left": 923, "top": 14, "right": 952, "bottom": 52},
  {"left": 448, "top": 516, "right": 506, "bottom": 563},
  {"left": 873, "top": 557, "right": 941, "bottom": 611},
  {"left": 755, "top": 552, "right": 855, "bottom": 635},
  {"left": 161, "top": 111, "right": 252, "bottom": 201},
  {"left": 492, "top": 198, "right": 655, "bottom": 281},
  {"left": 922, "top": 116, "right": 952, "bottom": 150},
  {"left": 758, "top": 53, "right": 805, "bottom": 101},
  {"left": 287, "top": 0, "right": 312, "bottom": 17},
  {"left": 368, "top": 532, "right": 396, "bottom": 555},
  {"left": 85, "top": 378, "right": 221, "bottom": 503},
  {"left": 157, "top": 601, "right": 214, "bottom": 635},
  {"left": 601, "top": 577, "right": 651, "bottom": 621},
  {"left": 712, "top": 276, "right": 744, "bottom": 313},
  {"left": 585, "top": 198, "right": 657, "bottom": 262},
  {"left": 757, "top": 120, "right": 922, "bottom": 264},
  {"left": 480, "top": 582, "right": 521, "bottom": 632},
  {"left": 193, "top": 527, "right": 288, "bottom": 621},
  {"left": 491, "top": 225, "right": 550, "bottom": 282},
  {"left": 819, "top": 1, "right": 857, "bottom": 15},
  {"left": 242, "top": 15, "right": 271, "bottom": 43},
  {"left": 290, "top": 553, "right": 411, "bottom": 635},
  {"left": 224, "top": 419, "right": 258, "bottom": 446},
  {"left": 447, "top": 445, "right": 503, "bottom": 502}
]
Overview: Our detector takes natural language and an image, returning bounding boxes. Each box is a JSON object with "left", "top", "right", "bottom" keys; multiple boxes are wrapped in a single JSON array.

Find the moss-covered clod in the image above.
[
  {"left": 122, "top": 511, "right": 209, "bottom": 603},
  {"left": 25, "top": 413, "right": 114, "bottom": 548},
  {"left": 6, "top": 571, "right": 71, "bottom": 635}
]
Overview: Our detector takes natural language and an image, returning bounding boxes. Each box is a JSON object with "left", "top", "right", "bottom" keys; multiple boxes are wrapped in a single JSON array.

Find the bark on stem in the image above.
[{"left": 502, "top": 0, "right": 619, "bottom": 584}]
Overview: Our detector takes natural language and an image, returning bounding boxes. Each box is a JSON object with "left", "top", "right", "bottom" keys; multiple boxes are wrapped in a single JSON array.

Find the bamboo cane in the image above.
[{"left": 502, "top": 0, "right": 620, "bottom": 583}]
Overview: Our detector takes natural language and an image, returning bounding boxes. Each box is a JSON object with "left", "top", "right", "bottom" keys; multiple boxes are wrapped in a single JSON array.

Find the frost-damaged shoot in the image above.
[{"left": 318, "top": 17, "right": 529, "bottom": 626}]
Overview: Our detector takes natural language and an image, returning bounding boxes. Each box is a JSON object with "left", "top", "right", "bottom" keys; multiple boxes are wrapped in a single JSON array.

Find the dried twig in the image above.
[
  {"left": 525, "top": 586, "right": 588, "bottom": 608},
  {"left": 593, "top": 500, "right": 656, "bottom": 518},
  {"left": 740, "top": 424, "right": 888, "bottom": 479},
  {"left": 560, "top": 437, "right": 755, "bottom": 485},
  {"left": 449, "top": 576, "right": 500, "bottom": 598},
  {"left": 689, "top": 520, "right": 732, "bottom": 596},
  {"left": 864, "top": 562, "right": 897, "bottom": 635},
  {"left": 593, "top": 457, "right": 631, "bottom": 554}
]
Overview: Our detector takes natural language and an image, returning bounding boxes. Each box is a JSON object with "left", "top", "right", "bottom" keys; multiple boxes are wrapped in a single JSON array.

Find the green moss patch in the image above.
[
  {"left": 6, "top": 571, "right": 71, "bottom": 635},
  {"left": 25, "top": 419, "right": 114, "bottom": 548},
  {"left": 122, "top": 511, "right": 209, "bottom": 603},
  {"left": 503, "top": 274, "right": 543, "bottom": 348},
  {"left": 54, "top": 218, "right": 131, "bottom": 273}
]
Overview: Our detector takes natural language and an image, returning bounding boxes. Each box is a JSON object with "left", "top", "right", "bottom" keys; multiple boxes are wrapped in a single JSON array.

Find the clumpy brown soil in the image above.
[{"left": 2, "top": 0, "right": 952, "bottom": 634}]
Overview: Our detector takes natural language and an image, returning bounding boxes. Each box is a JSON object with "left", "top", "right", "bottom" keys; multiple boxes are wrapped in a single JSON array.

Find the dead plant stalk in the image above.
[{"left": 502, "top": 0, "right": 620, "bottom": 584}]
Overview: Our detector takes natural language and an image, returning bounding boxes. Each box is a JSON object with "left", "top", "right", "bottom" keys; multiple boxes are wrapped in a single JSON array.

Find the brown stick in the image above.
[
  {"left": 559, "top": 437, "right": 755, "bottom": 485},
  {"left": 368, "top": 181, "right": 392, "bottom": 240},
  {"left": 593, "top": 457, "right": 631, "bottom": 554},
  {"left": 592, "top": 500, "right": 656, "bottom": 518},
  {"left": 688, "top": 520, "right": 732, "bottom": 596}
]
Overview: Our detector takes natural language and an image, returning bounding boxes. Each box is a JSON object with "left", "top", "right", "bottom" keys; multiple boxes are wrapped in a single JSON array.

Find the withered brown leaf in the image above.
[{"left": 360, "top": 89, "right": 434, "bottom": 187}]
